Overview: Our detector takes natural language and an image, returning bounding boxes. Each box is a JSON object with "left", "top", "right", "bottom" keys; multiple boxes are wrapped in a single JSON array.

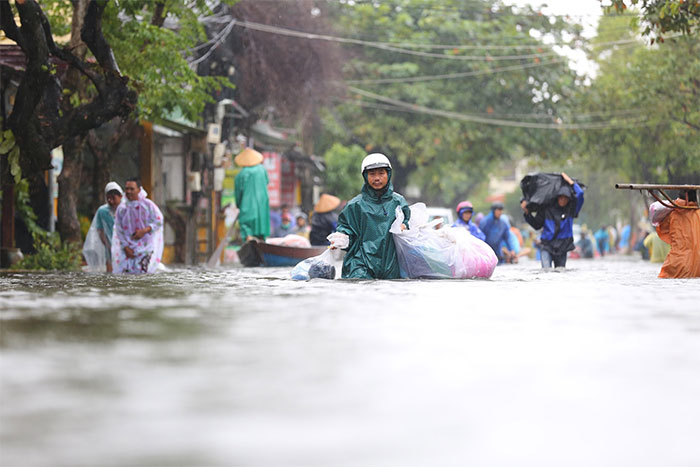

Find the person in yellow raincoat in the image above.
[{"left": 655, "top": 190, "right": 700, "bottom": 279}]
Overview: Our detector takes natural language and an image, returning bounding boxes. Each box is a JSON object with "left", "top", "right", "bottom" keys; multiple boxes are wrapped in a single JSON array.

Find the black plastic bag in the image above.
[{"left": 520, "top": 172, "right": 585, "bottom": 211}]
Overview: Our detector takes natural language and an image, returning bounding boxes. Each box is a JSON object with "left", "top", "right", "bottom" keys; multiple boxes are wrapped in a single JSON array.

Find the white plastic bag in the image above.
[
  {"left": 391, "top": 203, "right": 497, "bottom": 279},
  {"left": 327, "top": 232, "right": 349, "bottom": 249},
  {"left": 290, "top": 249, "right": 344, "bottom": 280}
]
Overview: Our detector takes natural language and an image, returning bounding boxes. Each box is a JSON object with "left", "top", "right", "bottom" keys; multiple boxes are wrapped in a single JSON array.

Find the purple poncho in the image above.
[{"left": 112, "top": 189, "right": 164, "bottom": 274}]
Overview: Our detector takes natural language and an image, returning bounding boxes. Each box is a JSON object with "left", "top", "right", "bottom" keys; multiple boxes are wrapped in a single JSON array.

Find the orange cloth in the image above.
[{"left": 656, "top": 199, "right": 700, "bottom": 279}]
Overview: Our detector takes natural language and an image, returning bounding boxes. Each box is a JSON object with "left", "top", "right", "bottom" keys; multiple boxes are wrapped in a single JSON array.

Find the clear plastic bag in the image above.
[
  {"left": 290, "top": 249, "right": 344, "bottom": 280},
  {"left": 649, "top": 201, "right": 673, "bottom": 227},
  {"left": 391, "top": 203, "right": 497, "bottom": 279}
]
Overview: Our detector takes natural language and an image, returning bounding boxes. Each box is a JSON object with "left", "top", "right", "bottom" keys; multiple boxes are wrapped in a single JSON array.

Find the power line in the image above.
[
  {"left": 334, "top": 96, "right": 649, "bottom": 121},
  {"left": 343, "top": 58, "right": 567, "bottom": 84},
  {"left": 189, "top": 19, "right": 237, "bottom": 65},
  {"left": 344, "top": 86, "right": 651, "bottom": 130},
  {"left": 233, "top": 20, "right": 564, "bottom": 61},
  {"left": 342, "top": 41, "right": 648, "bottom": 84}
]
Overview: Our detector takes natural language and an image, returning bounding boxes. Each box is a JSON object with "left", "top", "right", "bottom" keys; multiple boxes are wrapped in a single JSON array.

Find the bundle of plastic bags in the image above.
[
  {"left": 390, "top": 203, "right": 497, "bottom": 279},
  {"left": 290, "top": 248, "right": 344, "bottom": 280}
]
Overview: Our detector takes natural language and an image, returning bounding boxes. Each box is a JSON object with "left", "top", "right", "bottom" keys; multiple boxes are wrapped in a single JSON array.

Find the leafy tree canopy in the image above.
[
  {"left": 317, "top": 0, "right": 588, "bottom": 206},
  {"left": 42, "top": 0, "right": 235, "bottom": 123},
  {"left": 570, "top": 14, "right": 700, "bottom": 184},
  {"left": 605, "top": 0, "right": 700, "bottom": 40}
]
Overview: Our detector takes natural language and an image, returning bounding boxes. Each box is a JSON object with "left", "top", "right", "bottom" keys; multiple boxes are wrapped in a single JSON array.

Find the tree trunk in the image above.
[
  {"left": 87, "top": 129, "right": 110, "bottom": 214},
  {"left": 57, "top": 135, "right": 86, "bottom": 245}
]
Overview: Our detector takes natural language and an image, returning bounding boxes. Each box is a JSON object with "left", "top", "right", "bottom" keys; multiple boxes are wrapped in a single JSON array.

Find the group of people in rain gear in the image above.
[
  {"left": 233, "top": 147, "right": 698, "bottom": 280},
  {"left": 84, "top": 144, "right": 696, "bottom": 281},
  {"left": 83, "top": 178, "right": 164, "bottom": 274}
]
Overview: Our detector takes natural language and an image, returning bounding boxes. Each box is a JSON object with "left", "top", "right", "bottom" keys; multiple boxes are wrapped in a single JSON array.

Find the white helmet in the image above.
[{"left": 361, "top": 153, "right": 392, "bottom": 174}]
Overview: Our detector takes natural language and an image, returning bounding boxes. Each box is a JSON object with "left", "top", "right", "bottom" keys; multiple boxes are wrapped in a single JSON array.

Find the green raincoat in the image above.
[
  {"left": 235, "top": 164, "right": 271, "bottom": 239},
  {"left": 336, "top": 170, "right": 410, "bottom": 279}
]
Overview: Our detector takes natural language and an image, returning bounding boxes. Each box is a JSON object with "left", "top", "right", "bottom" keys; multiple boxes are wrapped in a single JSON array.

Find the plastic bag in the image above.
[
  {"left": 290, "top": 249, "right": 344, "bottom": 280},
  {"left": 520, "top": 172, "right": 585, "bottom": 211},
  {"left": 439, "top": 227, "right": 498, "bottom": 278},
  {"left": 327, "top": 232, "right": 349, "bottom": 249},
  {"left": 649, "top": 201, "right": 673, "bottom": 227},
  {"left": 391, "top": 203, "right": 497, "bottom": 279},
  {"left": 266, "top": 234, "right": 311, "bottom": 248},
  {"left": 82, "top": 212, "right": 108, "bottom": 272}
]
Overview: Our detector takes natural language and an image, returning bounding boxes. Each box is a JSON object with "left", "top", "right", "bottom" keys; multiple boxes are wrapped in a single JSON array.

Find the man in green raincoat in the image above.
[
  {"left": 331, "top": 153, "right": 410, "bottom": 279},
  {"left": 234, "top": 148, "right": 271, "bottom": 241}
]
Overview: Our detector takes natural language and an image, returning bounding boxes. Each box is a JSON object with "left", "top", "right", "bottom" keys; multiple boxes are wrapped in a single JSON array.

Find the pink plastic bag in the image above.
[
  {"left": 649, "top": 201, "right": 672, "bottom": 227},
  {"left": 391, "top": 204, "right": 497, "bottom": 279}
]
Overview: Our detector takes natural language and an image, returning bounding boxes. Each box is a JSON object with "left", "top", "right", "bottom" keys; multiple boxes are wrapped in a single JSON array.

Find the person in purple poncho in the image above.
[{"left": 112, "top": 178, "right": 164, "bottom": 274}]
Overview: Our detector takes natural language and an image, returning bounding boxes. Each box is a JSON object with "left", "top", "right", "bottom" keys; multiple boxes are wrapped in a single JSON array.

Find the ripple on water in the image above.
[{"left": 2, "top": 257, "right": 700, "bottom": 467}]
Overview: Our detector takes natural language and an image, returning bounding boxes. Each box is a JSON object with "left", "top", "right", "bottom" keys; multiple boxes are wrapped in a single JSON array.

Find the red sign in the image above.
[
  {"left": 263, "top": 151, "right": 297, "bottom": 208},
  {"left": 281, "top": 157, "right": 296, "bottom": 207},
  {"left": 263, "top": 152, "right": 281, "bottom": 207}
]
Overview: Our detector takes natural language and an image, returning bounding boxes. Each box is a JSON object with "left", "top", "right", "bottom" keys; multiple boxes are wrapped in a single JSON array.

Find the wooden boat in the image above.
[{"left": 238, "top": 240, "right": 328, "bottom": 267}]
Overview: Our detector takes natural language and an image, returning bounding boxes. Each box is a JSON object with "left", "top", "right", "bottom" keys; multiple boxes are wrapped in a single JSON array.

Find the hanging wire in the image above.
[{"left": 344, "top": 86, "right": 651, "bottom": 130}]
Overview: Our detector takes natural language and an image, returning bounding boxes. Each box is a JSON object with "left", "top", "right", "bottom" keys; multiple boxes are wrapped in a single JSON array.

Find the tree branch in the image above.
[
  {"left": 81, "top": 0, "right": 120, "bottom": 73},
  {"left": 0, "top": 1, "right": 25, "bottom": 49},
  {"left": 151, "top": 2, "right": 167, "bottom": 27}
]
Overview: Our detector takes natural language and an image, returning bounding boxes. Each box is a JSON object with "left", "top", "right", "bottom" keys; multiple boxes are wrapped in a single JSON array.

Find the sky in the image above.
[{"left": 502, "top": 0, "right": 608, "bottom": 76}]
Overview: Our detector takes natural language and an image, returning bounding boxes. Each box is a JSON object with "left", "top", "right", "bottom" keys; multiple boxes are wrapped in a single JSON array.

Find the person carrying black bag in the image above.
[{"left": 521, "top": 172, "right": 584, "bottom": 269}]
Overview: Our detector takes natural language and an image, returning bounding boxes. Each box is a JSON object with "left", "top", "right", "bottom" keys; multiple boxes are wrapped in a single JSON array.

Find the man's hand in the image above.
[
  {"left": 327, "top": 232, "right": 349, "bottom": 250},
  {"left": 400, "top": 224, "right": 407, "bottom": 231},
  {"left": 132, "top": 227, "right": 151, "bottom": 240},
  {"left": 520, "top": 200, "right": 529, "bottom": 214},
  {"left": 124, "top": 246, "right": 135, "bottom": 258},
  {"left": 561, "top": 172, "right": 574, "bottom": 186}
]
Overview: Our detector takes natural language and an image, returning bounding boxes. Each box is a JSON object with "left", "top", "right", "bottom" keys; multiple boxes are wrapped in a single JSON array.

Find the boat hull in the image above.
[{"left": 238, "top": 241, "right": 327, "bottom": 267}]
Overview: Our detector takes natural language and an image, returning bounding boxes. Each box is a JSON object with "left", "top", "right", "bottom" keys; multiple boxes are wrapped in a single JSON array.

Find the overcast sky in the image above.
[{"left": 503, "top": 0, "right": 609, "bottom": 76}]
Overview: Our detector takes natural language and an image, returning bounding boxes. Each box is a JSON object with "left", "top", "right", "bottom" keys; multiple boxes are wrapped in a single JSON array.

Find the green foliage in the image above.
[
  {"left": 101, "top": 1, "right": 235, "bottom": 123},
  {"left": 12, "top": 231, "right": 82, "bottom": 271},
  {"left": 322, "top": 143, "right": 367, "bottom": 200},
  {"left": 13, "top": 179, "right": 43, "bottom": 236},
  {"left": 571, "top": 15, "right": 700, "bottom": 185},
  {"left": 41, "top": 0, "right": 235, "bottom": 123},
  {"left": 0, "top": 127, "right": 21, "bottom": 183},
  {"left": 319, "top": 0, "right": 582, "bottom": 206},
  {"left": 606, "top": 0, "right": 700, "bottom": 39}
]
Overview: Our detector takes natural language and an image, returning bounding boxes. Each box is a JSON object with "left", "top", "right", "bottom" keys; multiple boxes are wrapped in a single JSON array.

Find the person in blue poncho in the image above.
[
  {"left": 452, "top": 200, "right": 486, "bottom": 241},
  {"left": 521, "top": 172, "right": 584, "bottom": 268},
  {"left": 479, "top": 202, "right": 516, "bottom": 263},
  {"left": 329, "top": 153, "right": 410, "bottom": 279}
]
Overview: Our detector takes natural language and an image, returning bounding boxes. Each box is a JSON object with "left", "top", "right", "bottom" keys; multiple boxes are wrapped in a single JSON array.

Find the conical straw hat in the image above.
[
  {"left": 234, "top": 147, "right": 264, "bottom": 167},
  {"left": 314, "top": 194, "right": 341, "bottom": 213}
]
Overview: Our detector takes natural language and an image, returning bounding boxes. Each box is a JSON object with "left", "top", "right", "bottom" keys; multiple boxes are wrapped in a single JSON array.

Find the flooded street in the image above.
[{"left": 2, "top": 258, "right": 700, "bottom": 467}]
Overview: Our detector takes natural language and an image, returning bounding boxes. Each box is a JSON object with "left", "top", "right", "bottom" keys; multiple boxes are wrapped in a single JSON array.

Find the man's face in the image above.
[
  {"left": 106, "top": 192, "right": 122, "bottom": 208},
  {"left": 461, "top": 210, "right": 472, "bottom": 223},
  {"left": 366, "top": 168, "right": 388, "bottom": 191},
  {"left": 557, "top": 195, "right": 570, "bottom": 207},
  {"left": 493, "top": 208, "right": 503, "bottom": 219},
  {"left": 125, "top": 181, "right": 140, "bottom": 201}
]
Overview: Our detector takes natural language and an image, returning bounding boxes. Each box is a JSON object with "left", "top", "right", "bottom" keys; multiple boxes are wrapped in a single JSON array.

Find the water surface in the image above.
[{"left": 2, "top": 257, "right": 699, "bottom": 466}]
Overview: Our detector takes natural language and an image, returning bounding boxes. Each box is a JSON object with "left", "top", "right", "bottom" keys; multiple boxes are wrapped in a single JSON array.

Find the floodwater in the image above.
[{"left": 1, "top": 257, "right": 699, "bottom": 467}]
